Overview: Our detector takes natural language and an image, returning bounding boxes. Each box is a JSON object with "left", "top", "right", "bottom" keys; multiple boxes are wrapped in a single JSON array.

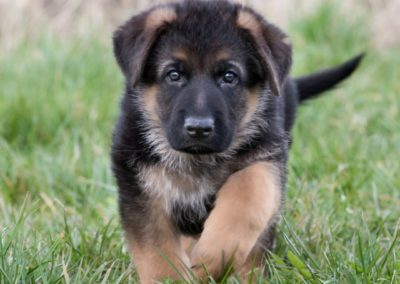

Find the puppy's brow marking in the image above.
[
  {"left": 173, "top": 50, "right": 189, "bottom": 61},
  {"left": 215, "top": 49, "right": 231, "bottom": 61}
]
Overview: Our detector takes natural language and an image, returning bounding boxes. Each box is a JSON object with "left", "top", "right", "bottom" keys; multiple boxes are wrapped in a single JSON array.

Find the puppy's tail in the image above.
[{"left": 295, "top": 53, "right": 364, "bottom": 102}]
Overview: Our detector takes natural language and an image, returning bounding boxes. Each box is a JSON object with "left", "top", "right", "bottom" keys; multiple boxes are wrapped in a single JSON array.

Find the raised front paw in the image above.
[{"left": 190, "top": 234, "right": 252, "bottom": 281}]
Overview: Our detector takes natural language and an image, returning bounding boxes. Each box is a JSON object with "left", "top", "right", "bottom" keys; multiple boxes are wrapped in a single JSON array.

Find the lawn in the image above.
[{"left": 0, "top": 3, "right": 399, "bottom": 283}]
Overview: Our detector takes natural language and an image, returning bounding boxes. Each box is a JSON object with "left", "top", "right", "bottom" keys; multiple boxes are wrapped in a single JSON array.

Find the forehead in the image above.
[
  {"left": 154, "top": 36, "right": 244, "bottom": 70},
  {"left": 151, "top": 2, "right": 255, "bottom": 68}
]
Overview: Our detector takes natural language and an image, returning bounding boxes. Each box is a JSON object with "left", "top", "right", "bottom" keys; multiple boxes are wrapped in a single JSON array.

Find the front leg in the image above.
[
  {"left": 122, "top": 200, "right": 190, "bottom": 284},
  {"left": 191, "top": 161, "right": 282, "bottom": 280}
]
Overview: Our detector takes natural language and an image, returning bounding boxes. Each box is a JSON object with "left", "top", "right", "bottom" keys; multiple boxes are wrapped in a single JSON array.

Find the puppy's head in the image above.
[{"left": 113, "top": 1, "right": 292, "bottom": 155}]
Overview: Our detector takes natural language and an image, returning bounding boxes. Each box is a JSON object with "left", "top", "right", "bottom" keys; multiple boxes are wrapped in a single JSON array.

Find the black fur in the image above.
[
  {"left": 296, "top": 54, "right": 364, "bottom": 102},
  {"left": 110, "top": 0, "right": 363, "bottom": 279}
]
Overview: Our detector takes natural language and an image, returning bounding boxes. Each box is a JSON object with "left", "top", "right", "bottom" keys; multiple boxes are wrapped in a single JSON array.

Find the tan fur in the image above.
[
  {"left": 241, "top": 88, "right": 261, "bottom": 127},
  {"left": 169, "top": 48, "right": 233, "bottom": 73},
  {"left": 282, "top": 36, "right": 292, "bottom": 46},
  {"left": 126, "top": 202, "right": 190, "bottom": 284},
  {"left": 142, "top": 86, "right": 159, "bottom": 120},
  {"left": 190, "top": 162, "right": 281, "bottom": 280},
  {"left": 215, "top": 49, "right": 232, "bottom": 62},
  {"left": 236, "top": 9, "right": 282, "bottom": 96},
  {"left": 181, "top": 235, "right": 198, "bottom": 255},
  {"left": 239, "top": 242, "right": 267, "bottom": 283},
  {"left": 138, "top": 164, "right": 219, "bottom": 218},
  {"left": 145, "top": 7, "right": 177, "bottom": 31},
  {"left": 173, "top": 49, "right": 189, "bottom": 61},
  {"left": 237, "top": 10, "right": 261, "bottom": 38}
]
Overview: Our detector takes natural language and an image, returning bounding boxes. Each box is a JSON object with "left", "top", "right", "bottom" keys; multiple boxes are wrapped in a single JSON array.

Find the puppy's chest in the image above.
[{"left": 138, "top": 164, "right": 228, "bottom": 235}]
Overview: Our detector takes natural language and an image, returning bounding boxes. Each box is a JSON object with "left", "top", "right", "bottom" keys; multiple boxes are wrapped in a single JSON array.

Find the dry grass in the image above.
[
  {"left": 0, "top": 0, "right": 399, "bottom": 53},
  {"left": 368, "top": 0, "right": 400, "bottom": 49}
]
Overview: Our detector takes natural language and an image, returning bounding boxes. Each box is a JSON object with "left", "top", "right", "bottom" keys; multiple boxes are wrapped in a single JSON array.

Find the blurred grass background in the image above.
[{"left": 0, "top": 0, "right": 399, "bottom": 283}]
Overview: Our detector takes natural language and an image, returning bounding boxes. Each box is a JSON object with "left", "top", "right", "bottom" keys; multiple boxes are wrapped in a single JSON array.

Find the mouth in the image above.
[{"left": 180, "top": 145, "right": 216, "bottom": 155}]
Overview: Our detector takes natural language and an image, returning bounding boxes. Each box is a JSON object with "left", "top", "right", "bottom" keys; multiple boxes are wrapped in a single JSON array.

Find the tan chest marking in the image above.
[{"left": 138, "top": 165, "right": 217, "bottom": 218}]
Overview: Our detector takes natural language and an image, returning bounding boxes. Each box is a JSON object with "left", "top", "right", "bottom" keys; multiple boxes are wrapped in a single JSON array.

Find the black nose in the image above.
[{"left": 184, "top": 117, "right": 215, "bottom": 139}]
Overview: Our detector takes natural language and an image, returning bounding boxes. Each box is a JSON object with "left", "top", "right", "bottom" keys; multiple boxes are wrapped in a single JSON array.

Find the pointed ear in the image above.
[
  {"left": 236, "top": 8, "right": 292, "bottom": 96},
  {"left": 113, "top": 6, "right": 177, "bottom": 85}
]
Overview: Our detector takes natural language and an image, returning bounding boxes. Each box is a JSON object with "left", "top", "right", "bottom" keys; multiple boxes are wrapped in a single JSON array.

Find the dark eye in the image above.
[
  {"left": 167, "top": 70, "right": 182, "bottom": 82},
  {"left": 222, "top": 71, "right": 238, "bottom": 84}
]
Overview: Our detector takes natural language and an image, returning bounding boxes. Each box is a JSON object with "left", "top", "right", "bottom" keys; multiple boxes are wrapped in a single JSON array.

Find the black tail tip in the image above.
[
  {"left": 346, "top": 52, "right": 365, "bottom": 72},
  {"left": 296, "top": 52, "right": 366, "bottom": 102}
]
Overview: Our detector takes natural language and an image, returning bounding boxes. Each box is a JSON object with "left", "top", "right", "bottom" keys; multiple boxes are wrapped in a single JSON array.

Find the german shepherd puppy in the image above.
[{"left": 111, "top": 0, "right": 362, "bottom": 282}]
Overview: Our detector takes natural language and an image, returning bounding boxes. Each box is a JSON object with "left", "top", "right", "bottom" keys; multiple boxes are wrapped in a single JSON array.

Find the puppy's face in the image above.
[
  {"left": 142, "top": 28, "right": 265, "bottom": 154},
  {"left": 113, "top": 1, "right": 292, "bottom": 155}
]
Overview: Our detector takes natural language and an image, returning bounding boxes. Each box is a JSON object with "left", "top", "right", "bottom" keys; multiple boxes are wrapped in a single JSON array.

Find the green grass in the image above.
[{"left": 1, "top": 3, "right": 399, "bottom": 283}]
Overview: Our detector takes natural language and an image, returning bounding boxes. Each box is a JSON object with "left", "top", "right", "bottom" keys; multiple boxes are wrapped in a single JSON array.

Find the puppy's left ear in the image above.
[
  {"left": 113, "top": 5, "right": 177, "bottom": 85},
  {"left": 237, "top": 8, "right": 292, "bottom": 96}
]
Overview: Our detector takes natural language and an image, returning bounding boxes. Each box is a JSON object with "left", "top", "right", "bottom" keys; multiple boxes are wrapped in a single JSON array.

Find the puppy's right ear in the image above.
[
  {"left": 236, "top": 7, "right": 292, "bottom": 96},
  {"left": 113, "top": 5, "right": 177, "bottom": 85}
]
